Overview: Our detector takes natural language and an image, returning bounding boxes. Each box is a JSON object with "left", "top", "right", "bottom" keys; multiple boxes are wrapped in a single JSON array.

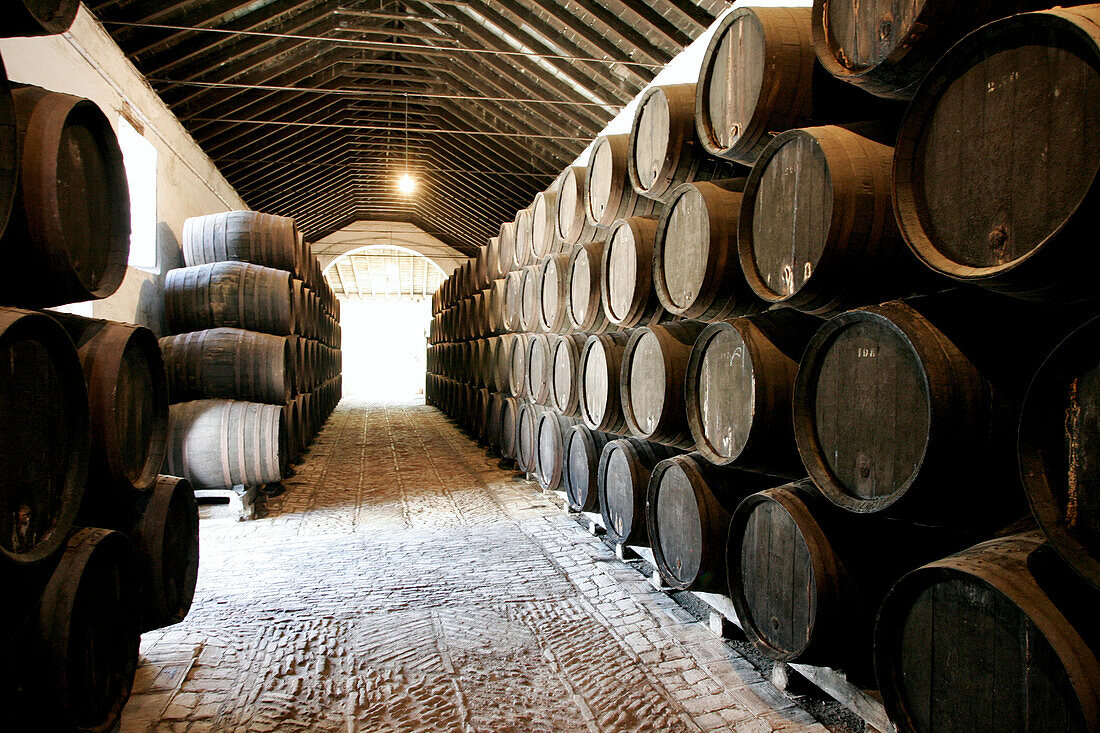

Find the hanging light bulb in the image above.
[
  {"left": 398, "top": 172, "right": 416, "bottom": 194},
  {"left": 397, "top": 92, "right": 416, "bottom": 196}
]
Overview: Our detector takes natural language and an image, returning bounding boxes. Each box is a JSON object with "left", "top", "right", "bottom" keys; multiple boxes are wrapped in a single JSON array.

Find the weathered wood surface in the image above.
[
  {"left": 160, "top": 327, "right": 293, "bottom": 405},
  {"left": 183, "top": 211, "right": 300, "bottom": 275},
  {"left": 557, "top": 166, "right": 599, "bottom": 246},
  {"left": 585, "top": 134, "right": 658, "bottom": 228},
  {"left": 578, "top": 331, "right": 632, "bottom": 434},
  {"left": 601, "top": 216, "right": 668, "bottom": 328},
  {"left": 598, "top": 437, "right": 678, "bottom": 546},
  {"left": 165, "top": 262, "right": 294, "bottom": 336},
  {"left": 564, "top": 424, "right": 614, "bottom": 512},
  {"left": 165, "top": 399, "right": 286, "bottom": 489},
  {"left": 550, "top": 332, "right": 588, "bottom": 417},
  {"left": 535, "top": 412, "right": 581, "bottom": 491},
  {"left": 566, "top": 240, "right": 616, "bottom": 334},
  {"left": 621, "top": 320, "right": 706, "bottom": 448},
  {"left": 131, "top": 475, "right": 200, "bottom": 632}
]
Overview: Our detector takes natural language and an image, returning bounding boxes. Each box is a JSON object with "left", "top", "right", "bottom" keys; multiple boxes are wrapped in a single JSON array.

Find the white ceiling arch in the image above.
[{"left": 312, "top": 221, "right": 467, "bottom": 277}]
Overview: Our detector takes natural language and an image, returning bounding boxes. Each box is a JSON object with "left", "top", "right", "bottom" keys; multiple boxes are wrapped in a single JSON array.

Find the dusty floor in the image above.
[{"left": 121, "top": 399, "right": 838, "bottom": 733}]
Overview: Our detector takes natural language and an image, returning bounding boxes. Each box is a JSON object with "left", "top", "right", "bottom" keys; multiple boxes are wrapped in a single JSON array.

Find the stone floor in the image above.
[{"left": 120, "top": 399, "right": 845, "bottom": 733}]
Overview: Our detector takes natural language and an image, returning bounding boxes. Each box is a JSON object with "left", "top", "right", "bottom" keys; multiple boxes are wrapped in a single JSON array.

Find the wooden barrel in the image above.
[
  {"left": 578, "top": 331, "right": 632, "bottom": 434},
  {"left": 165, "top": 399, "right": 286, "bottom": 488},
  {"left": 518, "top": 264, "right": 542, "bottom": 333},
  {"left": 507, "top": 332, "right": 531, "bottom": 399},
  {"left": 550, "top": 333, "right": 588, "bottom": 417},
  {"left": 893, "top": 6, "right": 1100, "bottom": 303},
  {"left": 538, "top": 252, "right": 572, "bottom": 334},
  {"left": 516, "top": 402, "right": 546, "bottom": 474},
  {"left": 1020, "top": 314, "right": 1100, "bottom": 590},
  {"left": 165, "top": 262, "right": 294, "bottom": 336},
  {"left": 131, "top": 475, "right": 199, "bottom": 632},
  {"left": 628, "top": 84, "right": 742, "bottom": 202},
  {"left": 685, "top": 309, "right": 821, "bottom": 474},
  {"left": 875, "top": 532, "right": 1100, "bottom": 733},
  {"left": 740, "top": 125, "right": 919, "bottom": 315},
  {"left": 563, "top": 424, "right": 613, "bottom": 512},
  {"left": 598, "top": 438, "right": 678, "bottom": 546},
  {"left": 557, "top": 166, "right": 599, "bottom": 246},
  {"left": 601, "top": 217, "right": 667, "bottom": 328},
  {"left": 531, "top": 189, "right": 561, "bottom": 259},
  {"left": 620, "top": 321, "right": 706, "bottom": 448},
  {"left": 514, "top": 207, "right": 535, "bottom": 269},
  {"left": 503, "top": 270, "right": 524, "bottom": 333},
  {"left": 4, "top": 1, "right": 79, "bottom": 38},
  {"left": 498, "top": 220, "right": 518, "bottom": 274},
  {"left": 525, "top": 333, "right": 554, "bottom": 406},
  {"left": 30, "top": 527, "right": 138, "bottom": 733},
  {"left": 159, "top": 328, "right": 293, "bottom": 405},
  {"left": 653, "top": 179, "right": 759, "bottom": 320},
  {"left": 484, "top": 236, "right": 504, "bottom": 282},
  {"left": 0, "top": 57, "right": 16, "bottom": 242},
  {"left": 566, "top": 240, "right": 615, "bottom": 334},
  {"left": 497, "top": 395, "right": 521, "bottom": 460},
  {"left": 486, "top": 391, "right": 506, "bottom": 451},
  {"left": 535, "top": 412, "right": 580, "bottom": 491},
  {"left": 811, "top": 0, "right": 1051, "bottom": 101},
  {"left": 646, "top": 453, "right": 778, "bottom": 591},
  {"left": 487, "top": 278, "right": 507, "bottom": 335},
  {"left": 0, "top": 307, "right": 88, "bottom": 569},
  {"left": 1, "top": 85, "right": 129, "bottom": 307},
  {"left": 475, "top": 388, "right": 492, "bottom": 443},
  {"left": 695, "top": 6, "right": 886, "bottom": 166},
  {"left": 585, "top": 134, "right": 657, "bottom": 229},
  {"left": 473, "top": 245, "right": 491, "bottom": 291},
  {"left": 51, "top": 313, "right": 168, "bottom": 496},
  {"left": 793, "top": 300, "right": 1021, "bottom": 527},
  {"left": 182, "top": 211, "right": 300, "bottom": 274}
]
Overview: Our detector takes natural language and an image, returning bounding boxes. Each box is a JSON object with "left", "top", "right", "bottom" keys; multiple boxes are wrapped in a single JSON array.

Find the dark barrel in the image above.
[
  {"left": 563, "top": 424, "right": 613, "bottom": 512},
  {"left": 0, "top": 307, "right": 88, "bottom": 569},
  {"left": 893, "top": 6, "right": 1100, "bottom": 302},
  {"left": 503, "top": 269, "right": 523, "bottom": 333},
  {"left": 566, "top": 240, "right": 615, "bottom": 334},
  {"left": 165, "top": 399, "right": 286, "bottom": 488},
  {"left": 685, "top": 309, "right": 820, "bottom": 475},
  {"left": 557, "top": 166, "right": 599, "bottom": 246},
  {"left": 585, "top": 134, "right": 657, "bottom": 229},
  {"left": 538, "top": 252, "right": 572, "bottom": 334},
  {"left": 3, "top": 1, "right": 79, "bottom": 37},
  {"left": 182, "top": 211, "right": 300, "bottom": 274},
  {"left": 507, "top": 332, "right": 531, "bottom": 399},
  {"left": 535, "top": 412, "right": 581, "bottom": 491},
  {"left": 811, "top": 0, "right": 1051, "bottom": 101},
  {"left": 550, "top": 333, "right": 588, "bottom": 417},
  {"left": 0, "top": 56, "right": 17, "bottom": 241},
  {"left": 740, "top": 125, "right": 920, "bottom": 315},
  {"left": 516, "top": 402, "right": 546, "bottom": 474},
  {"left": 165, "top": 262, "right": 294, "bottom": 336},
  {"left": 600, "top": 217, "right": 667, "bottom": 328},
  {"left": 620, "top": 320, "right": 706, "bottom": 448},
  {"left": 598, "top": 438, "right": 678, "bottom": 546},
  {"left": 498, "top": 395, "right": 521, "bottom": 460},
  {"left": 32, "top": 528, "right": 138, "bottom": 733},
  {"left": 518, "top": 264, "right": 542, "bottom": 333},
  {"left": 160, "top": 328, "right": 293, "bottom": 405},
  {"left": 875, "top": 532, "right": 1100, "bottom": 733},
  {"left": 646, "top": 453, "right": 777, "bottom": 591},
  {"left": 131, "top": 475, "right": 199, "bottom": 632},
  {"left": 0, "top": 85, "right": 129, "bottom": 307},
  {"left": 1020, "top": 314, "right": 1100, "bottom": 590},
  {"left": 578, "top": 331, "right": 632, "bottom": 434},
  {"left": 51, "top": 313, "right": 168, "bottom": 496},
  {"left": 695, "top": 5, "right": 886, "bottom": 165},
  {"left": 653, "top": 179, "right": 759, "bottom": 320},
  {"left": 486, "top": 391, "right": 506, "bottom": 451}
]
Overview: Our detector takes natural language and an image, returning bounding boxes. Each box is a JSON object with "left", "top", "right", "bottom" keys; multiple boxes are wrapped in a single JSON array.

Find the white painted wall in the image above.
[{"left": 0, "top": 7, "right": 246, "bottom": 333}]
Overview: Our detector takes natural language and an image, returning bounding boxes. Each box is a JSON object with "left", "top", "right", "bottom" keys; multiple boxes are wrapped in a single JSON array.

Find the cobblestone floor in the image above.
[{"left": 121, "top": 399, "right": 834, "bottom": 733}]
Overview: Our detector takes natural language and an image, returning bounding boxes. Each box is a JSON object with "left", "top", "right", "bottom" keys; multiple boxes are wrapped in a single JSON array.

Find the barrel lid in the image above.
[
  {"left": 690, "top": 323, "right": 755, "bottom": 462},
  {"left": 649, "top": 458, "right": 703, "bottom": 588},
  {"left": 624, "top": 329, "right": 667, "bottom": 437},
  {"left": 601, "top": 440, "right": 642, "bottom": 542},
  {"left": 659, "top": 184, "right": 712, "bottom": 311},
  {"left": 696, "top": 7, "right": 768, "bottom": 159},
  {"left": 565, "top": 425, "right": 597, "bottom": 511},
  {"left": 630, "top": 86, "right": 671, "bottom": 193},
  {"left": 580, "top": 337, "right": 609, "bottom": 428},
  {"left": 557, "top": 166, "right": 584, "bottom": 240},
  {"left": 605, "top": 222, "right": 639, "bottom": 323},
  {"left": 586, "top": 136, "right": 619, "bottom": 225},
  {"left": 568, "top": 246, "right": 593, "bottom": 325}
]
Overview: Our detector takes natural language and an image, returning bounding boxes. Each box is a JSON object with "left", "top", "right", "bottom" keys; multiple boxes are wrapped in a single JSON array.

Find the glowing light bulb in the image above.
[{"left": 398, "top": 173, "right": 416, "bottom": 194}]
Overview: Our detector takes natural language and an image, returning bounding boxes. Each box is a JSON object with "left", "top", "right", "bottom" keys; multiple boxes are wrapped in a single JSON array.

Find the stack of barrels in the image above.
[
  {"left": 428, "top": 2, "right": 1100, "bottom": 730},
  {"left": 1, "top": 11, "right": 200, "bottom": 730},
  {"left": 161, "top": 211, "right": 343, "bottom": 489}
]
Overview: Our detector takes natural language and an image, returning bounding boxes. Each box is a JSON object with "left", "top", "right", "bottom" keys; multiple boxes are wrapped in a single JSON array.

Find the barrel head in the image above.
[
  {"left": 652, "top": 461, "right": 703, "bottom": 588},
  {"left": 693, "top": 326, "right": 754, "bottom": 463},
  {"left": 626, "top": 329, "right": 666, "bottom": 437},
  {"left": 660, "top": 185, "right": 711, "bottom": 311}
]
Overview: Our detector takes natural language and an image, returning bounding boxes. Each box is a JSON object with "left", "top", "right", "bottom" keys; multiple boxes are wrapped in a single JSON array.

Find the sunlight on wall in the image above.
[{"left": 338, "top": 299, "right": 431, "bottom": 401}]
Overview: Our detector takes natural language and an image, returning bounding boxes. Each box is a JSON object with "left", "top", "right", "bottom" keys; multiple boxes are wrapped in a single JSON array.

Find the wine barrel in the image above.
[
  {"left": 647, "top": 453, "right": 778, "bottom": 591},
  {"left": 893, "top": 6, "right": 1100, "bottom": 303},
  {"left": 475, "top": 387, "right": 492, "bottom": 443},
  {"left": 811, "top": 0, "right": 1052, "bottom": 101},
  {"left": 653, "top": 179, "right": 759, "bottom": 320},
  {"left": 585, "top": 134, "right": 657, "bottom": 229},
  {"left": 531, "top": 189, "right": 561, "bottom": 259},
  {"left": 0, "top": 307, "right": 88, "bottom": 569},
  {"left": 557, "top": 166, "right": 599, "bottom": 246},
  {"left": 740, "top": 125, "right": 919, "bottom": 314},
  {"left": 875, "top": 532, "right": 1100, "bottom": 733},
  {"left": 695, "top": 6, "right": 886, "bottom": 165},
  {"left": 1020, "top": 314, "right": 1100, "bottom": 590},
  {"left": 503, "top": 270, "right": 524, "bottom": 333},
  {"left": 487, "top": 278, "right": 507, "bottom": 335},
  {"left": 514, "top": 207, "right": 535, "bottom": 269},
  {"left": 597, "top": 438, "right": 678, "bottom": 546},
  {"left": 30, "top": 528, "right": 138, "bottom": 733},
  {"left": 51, "top": 313, "right": 168, "bottom": 497},
  {"left": 507, "top": 333, "right": 531, "bottom": 399},
  {"left": 182, "top": 211, "right": 300, "bottom": 274},
  {"left": 498, "top": 220, "right": 518, "bottom": 274},
  {"left": 620, "top": 321, "right": 706, "bottom": 448},
  {"left": 0, "top": 57, "right": 16, "bottom": 242},
  {"left": 518, "top": 264, "right": 542, "bottom": 333},
  {"left": 535, "top": 412, "right": 580, "bottom": 491},
  {"left": 793, "top": 300, "right": 1021, "bottom": 527},
  {"left": 563, "top": 424, "right": 613, "bottom": 512},
  {"left": 499, "top": 395, "right": 521, "bottom": 461},
  {"left": 628, "top": 84, "right": 742, "bottom": 202},
  {"left": 566, "top": 240, "right": 615, "bottom": 334},
  {"left": 0, "top": 85, "right": 129, "bottom": 307},
  {"left": 486, "top": 392, "right": 506, "bottom": 451},
  {"left": 516, "top": 402, "right": 546, "bottom": 474},
  {"left": 526, "top": 333, "right": 554, "bottom": 406},
  {"left": 159, "top": 328, "right": 294, "bottom": 405},
  {"left": 538, "top": 252, "right": 572, "bottom": 334},
  {"left": 550, "top": 333, "right": 588, "bottom": 417},
  {"left": 485, "top": 236, "right": 504, "bottom": 282},
  {"left": 165, "top": 262, "right": 294, "bottom": 336},
  {"left": 4, "top": 1, "right": 79, "bottom": 38},
  {"left": 131, "top": 475, "right": 199, "bottom": 632},
  {"left": 578, "top": 331, "right": 632, "bottom": 434},
  {"left": 165, "top": 399, "right": 286, "bottom": 489},
  {"left": 685, "top": 309, "right": 821, "bottom": 474},
  {"left": 601, "top": 217, "right": 667, "bottom": 328}
]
